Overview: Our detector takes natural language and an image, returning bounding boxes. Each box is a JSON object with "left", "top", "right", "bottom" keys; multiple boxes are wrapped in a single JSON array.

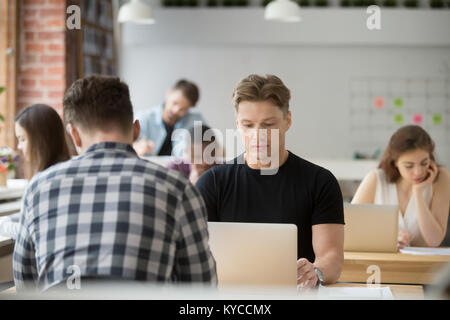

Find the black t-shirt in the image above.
[
  {"left": 158, "top": 120, "right": 174, "bottom": 156},
  {"left": 195, "top": 151, "right": 345, "bottom": 262}
]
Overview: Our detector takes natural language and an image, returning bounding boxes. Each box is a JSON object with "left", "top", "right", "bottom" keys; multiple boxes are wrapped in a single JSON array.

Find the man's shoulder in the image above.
[
  {"left": 288, "top": 152, "right": 337, "bottom": 181},
  {"left": 135, "top": 105, "right": 162, "bottom": 120},
  {"left": 27, "top": 155, "right": 191, "bottom": 197},
  {"left": 180, "top": 108, "right": 204, "bottom": 124}
]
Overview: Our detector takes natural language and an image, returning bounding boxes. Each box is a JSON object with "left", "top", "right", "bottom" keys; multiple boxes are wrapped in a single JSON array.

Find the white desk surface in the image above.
[
  {"left": 0, "top": 283, "right": 423, "bottom": 300},
  {"left": 0, "top": 200, "right": 21, "bottom": 217},
  {"left": 309, "top": 159, "right": 378, "bottom": 181},
  {"left": 0, "top": 179, "right": 28, "bottom": 201}
]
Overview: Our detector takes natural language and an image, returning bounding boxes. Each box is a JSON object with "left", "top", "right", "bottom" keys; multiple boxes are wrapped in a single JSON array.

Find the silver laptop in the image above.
[
  {"left": 207, "top": 222, "right": 298, "bottom": 288},
  {"left": 344, "top": 204, "right": 399, "bottom": 253}
]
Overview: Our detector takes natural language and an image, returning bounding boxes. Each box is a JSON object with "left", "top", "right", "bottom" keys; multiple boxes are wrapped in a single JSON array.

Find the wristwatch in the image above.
[{"left": 314, "top": 267, "right": 324, "bottom": 287}]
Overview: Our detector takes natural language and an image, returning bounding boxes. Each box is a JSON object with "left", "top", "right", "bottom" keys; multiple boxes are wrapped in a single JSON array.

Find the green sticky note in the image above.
[
  {"left": 394, "top": 98, "right": 403, "bottom": 108},
  {"left": 432, "top": 114, "right": 442, "bottom": 125},
  {"left": 394, "top": 114, "right": 403, "bottom": 124}
]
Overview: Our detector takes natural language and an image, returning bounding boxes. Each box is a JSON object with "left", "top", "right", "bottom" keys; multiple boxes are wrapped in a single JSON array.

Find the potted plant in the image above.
[
  {"left": 0, "top": 147, "right": 17, "bottom": 187},
  {"left": 383, "top": 0, "right": 397, "bottom": 6},
  {"left": 429, "top": 0, "right": 444, "bottom": 7},
  {"left": 162, "top": 0, "right": 175, "bottom": 6},
  {"left": 403, "top": 0, "right": 418, "bottom": 6},
  {"left": 353, "top": 0, "right": 366, "bottom": 6},
  {"left": 298, "top": 0, "right": 311, "bottom": 6},
  {"left": 314, "top": 0, "right": 329, "bottom": 6},
  {"left": 365, "top": 0, "right": 378, "bottom": 5},
  {"left": 235, "top": 0, "right": 249, "bottom": 6}
]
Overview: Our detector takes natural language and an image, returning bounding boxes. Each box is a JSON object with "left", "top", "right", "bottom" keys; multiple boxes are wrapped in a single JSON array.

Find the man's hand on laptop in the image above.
[
  {"left": 133, "top": 138, "right": 155, "bottom": 156},
  {"left": 297, "top": 258, "right": 318, "bottom": 289}
]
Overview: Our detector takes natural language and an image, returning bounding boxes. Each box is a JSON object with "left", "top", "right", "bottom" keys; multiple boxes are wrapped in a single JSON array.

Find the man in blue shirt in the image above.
[{"left": 133, "top": 79, "right": 206, "bottom": 157}]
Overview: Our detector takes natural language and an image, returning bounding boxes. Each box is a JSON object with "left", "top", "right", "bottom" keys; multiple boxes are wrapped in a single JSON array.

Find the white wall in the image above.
[{"left": 119, "top": 9, "right": 450, "bottom": 167}]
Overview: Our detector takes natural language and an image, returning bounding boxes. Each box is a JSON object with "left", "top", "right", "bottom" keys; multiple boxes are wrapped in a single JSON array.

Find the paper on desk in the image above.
[
  {"left": 318, "top": 286, "right": 394, "bottom": 300},
  {"left": 400, "top": 246, "right": 450, "bottom": 256},
  {"left": 0, "top": 235, "right": 13, "bottom": 243}
]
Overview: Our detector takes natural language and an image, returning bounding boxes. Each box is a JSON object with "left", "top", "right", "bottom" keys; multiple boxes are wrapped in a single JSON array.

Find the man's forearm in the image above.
[{"left": 314, "top": 252, "right": 343, "bottom": 284}]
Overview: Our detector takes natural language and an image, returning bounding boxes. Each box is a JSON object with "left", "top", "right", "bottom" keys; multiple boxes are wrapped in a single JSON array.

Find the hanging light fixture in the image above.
[
  {"left": 264, "top": 0, "right": 301, "bottom": 23},
  {"left": 118, "top": 0, "right": 155, "bottom": 24}
]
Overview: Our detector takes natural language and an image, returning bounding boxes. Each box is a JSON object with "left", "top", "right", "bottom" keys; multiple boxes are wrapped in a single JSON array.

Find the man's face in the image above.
[
  {"left": 235, "top": 100, "right": 291, "bottom": 162},
  {"left": 163, "top": 89, "right": 193, "bottom": 125}
]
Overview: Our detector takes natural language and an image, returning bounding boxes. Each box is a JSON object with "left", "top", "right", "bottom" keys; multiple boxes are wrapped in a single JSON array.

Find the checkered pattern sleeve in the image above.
[
  {"left": 13, "top": 188, "right": 38, "bottom": 290},
  {"left": 173, "top": 182, "right": 217, "bottom": 284}
]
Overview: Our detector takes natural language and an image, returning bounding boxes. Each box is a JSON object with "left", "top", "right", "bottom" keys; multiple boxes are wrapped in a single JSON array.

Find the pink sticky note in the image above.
[
  {"left": 374, "top": 97, "right": 384, "bottom": 109},
  {"left": 413, "top": 113, "right": 423, "bottom": 125}
]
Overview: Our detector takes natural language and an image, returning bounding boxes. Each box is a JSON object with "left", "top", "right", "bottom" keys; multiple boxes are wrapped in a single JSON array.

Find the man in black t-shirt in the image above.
[{"left": 196, "top": 74, "right": 345, "bottom": 289}]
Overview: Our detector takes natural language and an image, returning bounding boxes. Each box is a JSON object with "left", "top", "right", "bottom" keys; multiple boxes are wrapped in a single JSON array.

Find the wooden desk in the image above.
[
  {"left": 329, "top": 282, "right": 424, "bottom": 300},
  {"left": 1, "top": 283, "right": 423, "bottom": 299},
  {"left": 340, "top": 251, "right": 450, "bottom": 284},
  {"left": 0, "top": 242, "right": 14, "bottom": 284}
]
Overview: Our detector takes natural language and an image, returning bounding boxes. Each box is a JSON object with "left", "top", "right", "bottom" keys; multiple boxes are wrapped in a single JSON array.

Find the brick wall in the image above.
[{"left": 18, "top": 0, "right": 67, "bottom": 115}]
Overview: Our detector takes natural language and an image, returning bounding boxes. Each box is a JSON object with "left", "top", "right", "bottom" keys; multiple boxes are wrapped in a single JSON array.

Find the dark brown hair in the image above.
[
  {"left": 173, "top": 79, "right": 200, "bottom": 106},
  {"left": 63, "top": 75, "right": 134, "bottom": 134},
  {"left": 232, "top": 74, "right": 291, "bottom": 115},
  {"left": 15, "top": 104, "right": 71, "bottom": 178},
  {"left": 379, "top": 125, "right": 436, "bottom": 183}
]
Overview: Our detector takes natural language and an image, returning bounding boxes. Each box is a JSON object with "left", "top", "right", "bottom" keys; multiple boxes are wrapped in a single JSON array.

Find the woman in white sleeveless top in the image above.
[{"left": 352, "top": 125, "right": 450, "bottom": 249}]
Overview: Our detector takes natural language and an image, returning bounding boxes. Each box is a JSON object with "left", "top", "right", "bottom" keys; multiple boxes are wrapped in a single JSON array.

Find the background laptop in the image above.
[
  {"left": 344, "top": 203, "right": 398, "bottom": 253},
  {"left": 207, "top": 222, "right": 297, "bottom": 288}
]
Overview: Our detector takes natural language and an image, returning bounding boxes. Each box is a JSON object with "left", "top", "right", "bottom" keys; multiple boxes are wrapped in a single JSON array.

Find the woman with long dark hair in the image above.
[
  {"left": 0, "top": 104, "right": 71, "bottom": 239},
  {"left": 352, "top": 125, "right": 449, "bottom": 248}
]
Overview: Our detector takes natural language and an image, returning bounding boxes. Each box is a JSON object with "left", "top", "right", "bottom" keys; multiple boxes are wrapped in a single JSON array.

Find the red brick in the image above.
[
  {"left": 40, "top": 79, "right": 65, "bottom": 87},
  {"left": 20, "top": 79, "right": 37, "bottom": 87},
  {"left": 23, "top": 55, "right": 40, "bottom": 63},
  {"left": 23, "top": 9, "right": 39, "bottom": 17},
  {"left": 23, "top": 19, "right": 41, "bottom": 30},
  {"left": 47, "top": 92, "right": 65, "bottom": 101},
  {"left": 48, "top": 43, "right": 65, "bottom": 52},
  {"left": 40, "top": 55, "right": 65, "bottom": 64},
  {"left": 25, "top": 32, "right": 36, "bottom": 40},
  {"left": 48, "top": 0, "right": 66, "bottom": 6},
  {"left": 26, "top": 43, "right": 45, "bottom": 53},
  {"left": 19, "top": 90, "right": 43, "bottom": 98},
  {"left": 38, "top": 31, "right": 64, "bottom": 41},
  {"left": 46, "top": 19, "right": 65, "bottom": 29},
  {"left": 23, "top": 0, "right": 46, "bottom": 5},
  {"left": 48, "top": 67, "right": 65, "bottom": 75},
  {"left": 21, "top": 67, "right": 44, "bottom": 76},
  {"left": 40, "top": 8, "right": 65, "bottom": 18}
]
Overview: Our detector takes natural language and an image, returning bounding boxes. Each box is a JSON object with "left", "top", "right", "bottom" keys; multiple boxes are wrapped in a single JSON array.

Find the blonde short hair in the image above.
[{"left": 232, "top": 74, "right": 291, "bottom": 115}]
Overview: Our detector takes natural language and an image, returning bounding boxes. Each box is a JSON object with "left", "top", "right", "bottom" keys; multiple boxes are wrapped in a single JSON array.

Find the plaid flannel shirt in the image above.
[{"left": 13, "top": 142, "right": 217, "bottom": 291}]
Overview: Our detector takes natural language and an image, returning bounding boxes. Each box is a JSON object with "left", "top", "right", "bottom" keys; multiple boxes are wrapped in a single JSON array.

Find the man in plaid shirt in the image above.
[{"left": 13, "top": 75, "right": 217, "bottom": 291}]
